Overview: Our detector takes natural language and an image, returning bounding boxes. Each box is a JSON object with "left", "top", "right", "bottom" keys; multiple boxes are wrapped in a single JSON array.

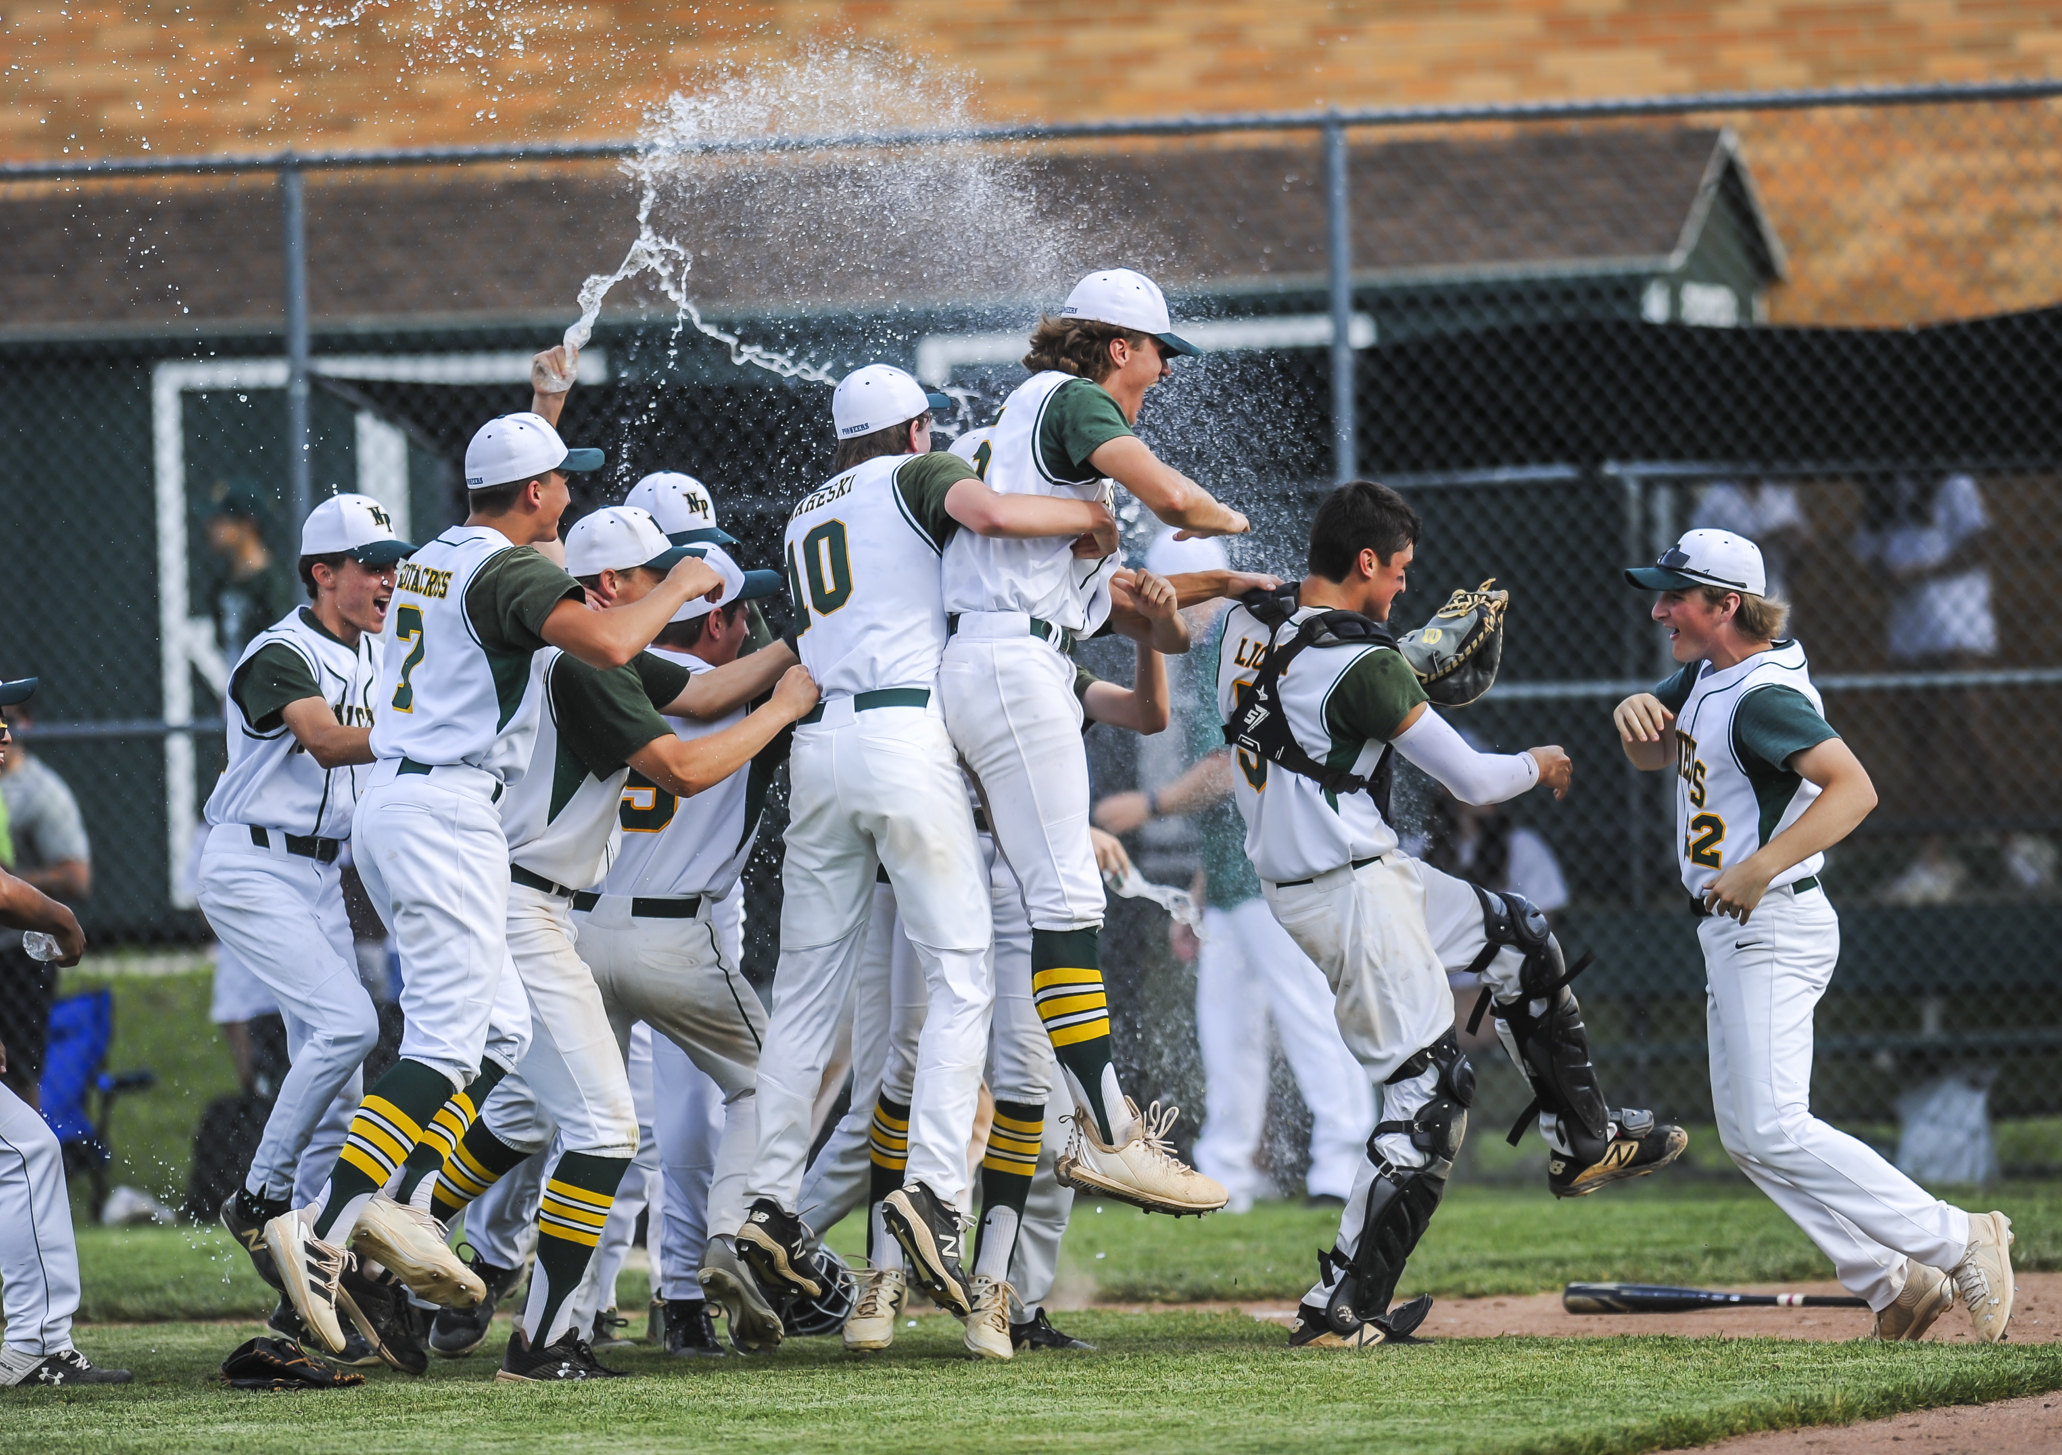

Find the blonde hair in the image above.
[{"left": 1700, "top": 584, "right": 1790, "bottom": 641}]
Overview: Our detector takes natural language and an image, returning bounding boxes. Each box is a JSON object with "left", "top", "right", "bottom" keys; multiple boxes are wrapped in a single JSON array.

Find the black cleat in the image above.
[
  {"left": 494, "top": 1327, "right": 629, "bottom": 1382},
  {"left": 339, "top": 1265, "right": 431, "bottom": 1376},
  {"left": 1548, "top": 1109, "right": 1688, "bottom": 1199},
  {"left": 221, "top": 1190, "right": 289, "bottom": 1291},
  {"left": 269, "top": 1294, "right": 380, "bottom": 1367},
  {"left": 1288, "top": 1300, "right": 1386, "bottom": 1348},
  {"left": 428, "top": 1252, "right": 524, "bottom": 1359},
  {"left": 735, "top": 1199, "right": 821, "bottom": 1298},
  {"left": 660, "top": 1298, "right": 728, "bottom": 1358},
  {"left": 1010, "top": 1307, "right": 1096, "bottom": 1351},
  {"left": 881, "top": 1181, "right": 974, "bottom": 1318},
  {"left": 588, "top": 1307, "right": 635, "bottom": 1353},
  {"left": 3, "top": 1349, "right": 132, "bottom": 1387}
]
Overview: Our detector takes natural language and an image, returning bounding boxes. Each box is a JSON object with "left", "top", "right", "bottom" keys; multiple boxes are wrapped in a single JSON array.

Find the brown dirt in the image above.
[{"left": 1668, "top": 1390, "right": 2062, "bottom": 1453}]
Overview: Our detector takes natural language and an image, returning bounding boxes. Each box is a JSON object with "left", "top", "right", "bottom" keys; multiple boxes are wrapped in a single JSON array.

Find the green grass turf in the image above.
[{"left": 6, "top": 1313, "right": 2061, "bottom": 1455}]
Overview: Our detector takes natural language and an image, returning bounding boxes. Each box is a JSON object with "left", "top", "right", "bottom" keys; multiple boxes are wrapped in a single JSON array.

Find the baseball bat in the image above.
[{"left": 1563, "top": 1283, "right": 1869, "bottom": 1314}]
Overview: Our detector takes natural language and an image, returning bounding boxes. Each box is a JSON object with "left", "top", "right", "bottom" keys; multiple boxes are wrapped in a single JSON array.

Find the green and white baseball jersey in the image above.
[
  {"left": 500, "top": 647, "right": 691, "bottom": 890},
  {"left": 206, "top": 606, "right": 383, "bottom": 840},
  {"left": 1216, "top": 600, "right": 1428, "bottom": 884},
  {"left": 939, "top": 372, "right": 1128, "bottom": 634},
  {"left": 1656, "top": 640, "right": 1838, "bottom": 897},
  {"left": 784, "top": 451, "right": 979, "bottom": 699},
  {"left": 370, "top": 525, "right": 583, "bottom": 782}
]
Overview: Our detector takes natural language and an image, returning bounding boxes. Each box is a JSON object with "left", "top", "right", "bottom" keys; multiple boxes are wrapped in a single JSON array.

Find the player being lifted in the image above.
[
  {"left": 1616, "top": 528, "right": 2015, "bottom": 1342},
  {"left": 940, "top": 269, "right": 1243, "bottom": 1215}
]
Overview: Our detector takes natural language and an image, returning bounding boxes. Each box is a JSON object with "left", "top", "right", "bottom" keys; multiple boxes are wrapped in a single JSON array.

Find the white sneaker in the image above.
[
  {"left": 843, "top": 1266, "right": 906, "bottom": 1352},
  {"left": 262, "top": 1207, "right": 353, "bottom": 1354},
  {"left": 1949, "top": 1210, "right": 2015, "bottom": 1343},
  {"left": 349, "top": 1193, "right": 484, "bottom": 1309},
  {"left": 961, "top": 1275, "right": 1015, "bottom": 1361},
  {"left": 1873, "top": 1260, "right": 1955, "bottom": 1341},
  {"left": 1055, "top": 1100, "right": 1228, "bottom": 1215}
]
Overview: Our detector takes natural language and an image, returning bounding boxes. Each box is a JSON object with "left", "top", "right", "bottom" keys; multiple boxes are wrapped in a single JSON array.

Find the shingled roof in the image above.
[{"left": 0, "top": 126, "right": 1777, "bottom": 337}]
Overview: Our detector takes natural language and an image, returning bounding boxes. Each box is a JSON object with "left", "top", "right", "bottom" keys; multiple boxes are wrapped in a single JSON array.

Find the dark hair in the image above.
[
  {"left": 1307, "top": 480, "right": 1421, "bottom": 582},
  {"left": 655, "top": 600, "right": 746, "bottom": 652},
  {"left": 573, "top": 564, "right": 666, "bottom": 595},
  {"left": 831, "top": 413, "right": 929, "bottom": 473},
  {"left": 468, "top": 468, "right": 563, "bottom": 515},
  {"left": 1022, "top": 315, "right": 1150, "bottom": 383},
  {"left": 298, "top": 551, "right": 349, "bottom": 599}
]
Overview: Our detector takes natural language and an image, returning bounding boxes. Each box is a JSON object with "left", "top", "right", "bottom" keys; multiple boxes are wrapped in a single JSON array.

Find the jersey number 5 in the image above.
[
  {"left": 620, "top": 772, "right": 677, "bottom": 834},
  {"left": 1687, "top": 812, "right": 1726, "bottom": 870},
  {"left": 390, "top": 605, "right": 426, "bottom": 713},
  {"left": 785, "top": 520, "right": 853, "bottom": 636}
]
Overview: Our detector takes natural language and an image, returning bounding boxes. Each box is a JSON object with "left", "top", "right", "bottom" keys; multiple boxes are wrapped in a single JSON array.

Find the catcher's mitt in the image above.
[
  {"left": 1397, "top": 579, "right": 1509, "bottom": 707},
  {"left": 220, "top": 1336, "right": 366, "bottom": 1392}
]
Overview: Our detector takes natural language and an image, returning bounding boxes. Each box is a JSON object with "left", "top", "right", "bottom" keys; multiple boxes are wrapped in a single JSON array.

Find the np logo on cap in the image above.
[
  {"left": 832, "top": 364, "right": 953, "bottom": 440},
  {"left": 464, "top": 411, "right": 605, "bottom": 491},
  {"left": 301, "top": 492, "right": 416, "bottom": 566},
  {"left": 626, "top": 471, "right": 737, "bottom": 548},
  {"left": 563, "top": 506, "right": 693, "bottom": 579},
  {"left": 1059, "top": 269, "right": 1201, "bottom": 357},
  {"left": 1624, "top": 528, "right": 1767, "bottom": 597}
]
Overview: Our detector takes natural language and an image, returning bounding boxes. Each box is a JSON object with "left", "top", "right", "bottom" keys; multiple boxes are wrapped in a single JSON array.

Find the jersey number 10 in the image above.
[{"left": 785, "top": 520, "right": 853, "bottom": 636}]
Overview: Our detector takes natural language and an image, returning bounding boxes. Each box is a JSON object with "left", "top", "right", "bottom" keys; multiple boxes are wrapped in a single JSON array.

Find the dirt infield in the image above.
[{"left": 1672, "top": 1390, "right": 2062, "bottom": 1453}]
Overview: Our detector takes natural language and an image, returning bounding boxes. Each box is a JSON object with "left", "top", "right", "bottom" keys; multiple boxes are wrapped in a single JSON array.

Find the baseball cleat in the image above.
[
  {"left": 263, "top": 1206, "right": 354, "bottom": 1355},
  {"left": 495, "top": 1327, "right": 628, "bottom": 1382},
  {"left": 1372, "top": 1292, "right": 1435, "bottom": 1345},
  {"left": 428, "top": 1252, "right": 524, "bottom": 1358},
  {"left": 1011, "top": 1307, "right": 1097, "bottom": 1351},
  {"left": 349, "top": 1193, "right": 484, "bottom": 1309},
  {"left": 700, "top": 1235, "right": 786, "bottom": 1354},
  {"left": 660, "top": 1298, "right": 729, "bottom": 1358},
  {"left": 221, "top": 1190, "right": 289, "bottom": 1291},
  {"left": 1288, "top": 1300, "right": 1387, "bottom": 1348},
  {"left": 338, "top": 1264, "right": 431, "bottom": 1376},
  {"left": 1547, "top": 1109, "right": 1687, "bottom": 1198},
  {"left": 735, "top": 1198, "right": 821, "bottom": 1299},
  {"left": 961, "top": 1275, "right": 1015, "bottom": 1361},
  {"left": 0, "top": 1348, "right": 133, "bottom": 1387},
  {"left": 268, "top": 1293, "right": 380, "bottom": 1366},
  {"left": 588, "top": 1307, "right": 635, "bottom": 1353},
  {"left": 1875, "top": 1260, "right": 1956, "bottom": 1341},
  {"left": 1054, "top": 1100, "right": 1228, "bottom": 1216},
  {"left": 882, "top": 1180, "right": 975, "bottom": 1318},
  {"left": 842, "top": 1266, "right": 907, "bottom": 1352},
  {"left": 1949, "top": 1210, "right": 2015, "bottom": 1343}
]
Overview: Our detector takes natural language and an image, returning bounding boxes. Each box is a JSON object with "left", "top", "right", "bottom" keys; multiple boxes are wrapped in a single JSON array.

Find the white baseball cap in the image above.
[
  {"left": 1625, "top": 527, "right": 1768, "bottom": 597},
  {"left": 301, "top": 492, "right": 414, "bottom": 566},
  {"left": 563, "top": 506, "right": 692, "bottom": 579},
  {"left": 1060, "top": 269, "right": 1200, "bottom": 356},
  {"left": 1143, "top": 526, "right": 1228, "bottom": 578},
  {"left": 668, "top": 543, "right": 786, "bottom": 623},
  {"left": 625, "top": 471, "right": 735, "bottom": 547},
  {"left": 832, "top": 364, "right": 953, "bottom": 440},
  {"left": 463, "top": 411, "right": 605, "bottom": 491}
]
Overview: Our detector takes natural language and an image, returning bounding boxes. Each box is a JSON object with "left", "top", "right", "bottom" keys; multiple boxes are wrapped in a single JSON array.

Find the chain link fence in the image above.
[{"left": 5, "top": 86, "right": 2061, "bottom": 1179}]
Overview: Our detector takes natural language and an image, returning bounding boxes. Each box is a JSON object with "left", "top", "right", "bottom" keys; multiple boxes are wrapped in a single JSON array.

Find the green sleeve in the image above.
[
  {"left": 1037, "top": 378, "right": 1135, "bottom": 484},
  {"left": 1733, "top": 686, "right": 1838, "bottom": 772},
  {"left": 894, "top": 453, "right": 980, "bottom": 552},
  {"left": 230, "top": 642, "right": 323, "bottom": 733},
  {"left": 631, "top": 651, "right": 694, "bottom": 711},
  {"left": 1323, "top": 646, "right": 1430, "bottom": 746},
  {"left": 551, "top": 657, "right": 675, "bottom": 780},
  {"left": 1073, "top": 664, "right": 1101, "bottom": 704},
  {"left": 1653, "top": 661, "right": 1700, "bottom": 715},
  {"left": 465, "top": 548, "right": 585, "bottom": 655}
]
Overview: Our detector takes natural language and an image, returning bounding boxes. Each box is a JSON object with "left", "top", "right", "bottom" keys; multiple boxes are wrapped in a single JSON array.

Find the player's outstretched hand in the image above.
[
  {"left": 1527, "top": 745, "right": 1573, "bottom": 800},
  {"left": 665, "top": 554, "right": 725, "bottom": 604},
  {"left": 1173, "top": 505, "right": 1250, "bottom": 541},
  {"left": 1222, "top": 570, "right": 1282, "bottom": 597},
  {"left": 1702, "top": 857, "right": 1776, "bottom": 923},
  {"left": 1090, "top": 826, "right": 1134, "bottom": 882},
  {"left": 1129, "top": 569, "right": 1179, "bottom": 622},
  {"left": 1070, "top": 503, "right": 1121, "bottom": 559},
  {"left": 1614, "top": 692, "right": 1675, "bottom": 745},
  {"left": 1093, "top": 791, "right": 1151, "bottom": 835},
  {"left": 532, "top": 344, "right": 578, "bottom": 395},
  {"left": 770, "top": 665, "right": 821, "bottom": 721}
]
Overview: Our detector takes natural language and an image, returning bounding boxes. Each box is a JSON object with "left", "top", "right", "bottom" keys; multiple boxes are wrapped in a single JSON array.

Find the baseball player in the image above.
[
  {"left": 267, "top": 403, "right": 723, "bottom": 1356},
  {"left": 417, "top": 508, "right": 815, "bottom": 1381},
  {"left": 0, "top": 679, "right": 129, "bottom": 1390},
  {"left": 731, "top": 363, "right": 1116, "bottom": 1325},
  {"left": 939, "top": 268, "right": 1244, "bottom": 1216},
  {"left": 203, "top": 495, "right": 408, "bottom": 1295},
  {"left": 1616, "top": 528, "right": 2015, "bottom": 1342}
]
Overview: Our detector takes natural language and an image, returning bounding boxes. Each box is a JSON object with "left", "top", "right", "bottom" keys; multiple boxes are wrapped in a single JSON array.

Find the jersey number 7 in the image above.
[{"left": 390, "top": 605, "right": 426, "bottom": 712}]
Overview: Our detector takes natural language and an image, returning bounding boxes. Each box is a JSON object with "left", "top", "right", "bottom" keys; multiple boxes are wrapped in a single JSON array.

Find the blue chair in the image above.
[{"left": 39, "top": 989, "right": 155, "bottom": 1217}]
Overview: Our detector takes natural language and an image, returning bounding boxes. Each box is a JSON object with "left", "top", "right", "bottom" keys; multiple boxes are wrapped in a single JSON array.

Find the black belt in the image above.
[
  {"left": 399, "top": 756, "right": 503, "bottom": 803},
  {"left": 569, "top": 891, "right": 703, "bottom": 919},
  {"left": 510, "top": 864, "right": 583, "bottom": 900},
  {"left": 249, "top": 825, "right": 341, "bottom": 864},
  {"left": 973, "top": 807, "right": 990, "bottom": 834},
  {"left": 1273, "top": 855, "right": 1382, "bottom": 889},
  {"left": 945, "top": 613, "right": 1077, "bottom": 656},
  {"left": 798, "top": 687, "right": 931, "bottom": 726},
  {"left": 1691, "top": 874, "right": 1818, "bottom": 917}
]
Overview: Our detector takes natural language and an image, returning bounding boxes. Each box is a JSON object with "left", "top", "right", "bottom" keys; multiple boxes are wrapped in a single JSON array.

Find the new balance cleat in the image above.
[
  {"left": 428, "top": 1251, "right": 524, "bottom": 1358},
  {"left": 842, "top": 1266, "right": 906, "bottom": 1352},
  {"left": 263, "top": 1206, "right": 353, "bottom": 1355},
  {"left": 221, "top": 1190, "right": 288, "bottom": 1291},
  {"left": 735, "top": 1199, "right": 821, "bottom": 1298},
  {"left": 1054, "top": 1100, "right": 1228, "bottom": 1216},
  {"left": 495, "top": 1327, "right": 628, "bottom": 1382},
  {"left": 1011, "top": 1307, "right": 1096, "bottom": 1351},
  {"left": 1288, "top": 1300, "right": 1386, "bottom": 1349},
  {"left": 349, "top": 1193, "right": 483, "bottom": 1309},
  {"left": 1949, "top": 1211, "right": 2015, "bottom": 1343},
  {"left": 882, "top": 1181, "right": 975, "bottom": 1318},
  {"left": 660, "top": 1298, "right": 728, "bottom": 1358},
  {"left": 700, "top": 1235, "right": 785, "bottom": 1354},
  {"left": 961, "top": 1275, "right": 1015, "bottom": 1361},
  {"left": 0, "top": 1348, "right": 133, "bottom": 1387},
  {"left": 589, "top": 1307, "right": 635, "bottom": 1353},
  {"left": 1547, "top": 1109, "right": 1687, "bottom": 1199}
]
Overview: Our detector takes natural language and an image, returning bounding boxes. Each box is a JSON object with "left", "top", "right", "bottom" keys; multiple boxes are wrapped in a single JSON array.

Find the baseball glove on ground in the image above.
[
  {"left": 1397, "top": 579, "right": 1509, "bottom": 707},
  {"left": 220, "top": 1336, "right": 366, "bottom": 1391}
]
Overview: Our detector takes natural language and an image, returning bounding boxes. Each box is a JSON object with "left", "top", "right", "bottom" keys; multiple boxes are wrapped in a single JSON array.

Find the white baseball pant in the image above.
[
  {"left": 0, "top": 1083, "right": 79, "bottom": 1356},
  {"left": 653, "top": 1032, "right": 725, "bottom": 1299},
  {"left": 1194, "top": 897, "right": 1375, "bottom": 1206},
  {"left": 1704, "top": 887, "right": 1971, "bottom": 1311},
  {"left": 747, "top": 699, "right": 994, "bottom": 1213},
  {"left": 570, "top": 1022, "right": 661, "bottom": 1332},
  {"left": 983, "top": 835, "right": 1050, "bottom": 1106},
  {"left": 198, "top": 834, "right": 378, "bottom": 1203},
  {"left": 350, "top": 762, "right": 513, "bottom": 1089},
  {"left": 940, "top": 630, "right": 1104, "bottom": 930}
]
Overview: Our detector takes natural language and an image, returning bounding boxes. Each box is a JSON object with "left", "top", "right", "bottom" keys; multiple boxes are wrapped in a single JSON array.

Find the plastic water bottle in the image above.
[{"left": 22, "top": 930, "right": 61, "bottom": 962}]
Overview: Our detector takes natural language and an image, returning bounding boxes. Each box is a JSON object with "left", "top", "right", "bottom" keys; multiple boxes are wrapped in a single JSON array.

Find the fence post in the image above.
[
  {"left": 1324, "top": 113, "right": 1356, "bottom": 484},
  {"left": 281, "top": 156, "right": 312, "bottom": 528}
]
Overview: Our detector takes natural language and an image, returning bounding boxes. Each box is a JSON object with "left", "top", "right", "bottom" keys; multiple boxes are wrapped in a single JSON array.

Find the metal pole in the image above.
[
  {"left": 1324, "top": 114, "right": 1356, "bottom": 484},
  {"left": 281, "top": 157, "right": 312, "bottom": 528}
]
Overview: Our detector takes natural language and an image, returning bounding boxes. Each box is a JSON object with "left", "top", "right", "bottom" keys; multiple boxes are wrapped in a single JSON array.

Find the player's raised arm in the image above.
[
  {"left": 1163, "top": 569, "right": 1281, "bottom": 610},
  {"left": 1613, "top": 692, "right": 1677, "bottom": 772},
  {"left": 1391, "top": 701, "right": 1571, "bottom": 803},
  {"left": 943, "top": 478, "right": 1115, "bottom": 543},
  {"left": 1087, "top": 435, "right": 1247, "bottom": 539},
  {"left": 1081, "top": 619, "right": 1173, "bottom": 734},
  {"left": 544, "top": 551, "right": 724, "bottom": 670},
  {"left": 630, "top": 665, "right": 819, "bottom": 799},
  {"left": 664, "top": 638, "right": 798, "bottom": 721},
  {"left": 529, "top": 343, "right": 578, "bottom": 426},
  {"left": 1102, "top": 568, "right": 1189, "bottom": 656}
]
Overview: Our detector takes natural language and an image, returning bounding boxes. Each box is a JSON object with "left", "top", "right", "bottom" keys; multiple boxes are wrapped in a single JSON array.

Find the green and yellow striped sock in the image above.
[
  {"left": 522, "top": 1151, "right": 630, "bottom": 1346},
  {"left": 973, "top": 1099, "right": 1044, "bottom": 1281},
  {"left": 430, "top": 1115, "right": 531, "bottom": 1224},
  {"left": 396, "top": 1060, "right": 508, "bottom": 1209},
  {"left": 1032, "top": 927, "right": 1124, "bottom": 1142},
  {"left": 312, "top": 1058, "right": 452, "bottom": 1242}
]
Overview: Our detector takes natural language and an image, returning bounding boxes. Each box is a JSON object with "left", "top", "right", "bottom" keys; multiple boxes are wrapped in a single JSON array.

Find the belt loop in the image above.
[{"left": 249, "top": 825, "right": 268, "bottom": 850}]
